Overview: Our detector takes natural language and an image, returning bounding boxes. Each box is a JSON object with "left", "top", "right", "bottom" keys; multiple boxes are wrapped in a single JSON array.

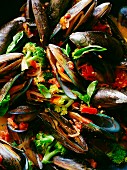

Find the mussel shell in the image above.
[
  {"left": 8, "top": 105, "right": 37, "bottom": 115},
  {"left": 91, "top": 87, "right": 127, "bottom": 108},
  {"left": 0, "top": 17, "right": 26, "bottom": 54},
  {"left": 0, "top": 139, "right": 28, "bottom": 170},
  {"left": 7, "top": 105, "right": 39, "bottom": 132},
  {"left": 53, "top": 156, "right": 93, "bottom": 170},
  {"left": 69, "top": 31, "right": 124, "bottom": 63},
  {"left": 84, "top": 113, "right": 120, "bottom": 133}
]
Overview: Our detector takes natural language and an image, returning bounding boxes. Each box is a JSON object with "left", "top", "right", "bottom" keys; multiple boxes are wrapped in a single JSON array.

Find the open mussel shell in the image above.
[
  {"left": 0, "top": 139, "right": 28, "bottom": 170},
  {"left": 50, "top": 0, "right": 96, "bottom": 41},
  {"left": 38, "top": 112, "right": 87, "bottom": 154},
  {"left": 47, "top": 44, "right": 86, "bottom": 92},
  {"left": 0, "top": 17, "right": 26, "bottom": 54},
  {"left": 7, "top": 105, "right": 39, "bottom": 133}
]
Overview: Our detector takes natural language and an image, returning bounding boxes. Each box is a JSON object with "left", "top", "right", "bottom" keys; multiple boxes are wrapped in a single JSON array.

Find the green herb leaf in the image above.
[
  {"left": 87, "top": 80, "right": 98, "bottom": 98},
  {"left": 72, "top": 80, "right": 98, "bottom": 106},
  {"left": 61, "top": 43, "right": 71, "bottom": 57},
  {"left": 0, "top": 94, "right": 10, "bottom": 116},
  {"left": 37, "top": 83, "right": 51, "bottom": 99},
  {"left": 72, "top": 45, "right": 107, "bottom": 59},
  {"left": 6, "top": 31, "right": 27, "bottom": 53}
]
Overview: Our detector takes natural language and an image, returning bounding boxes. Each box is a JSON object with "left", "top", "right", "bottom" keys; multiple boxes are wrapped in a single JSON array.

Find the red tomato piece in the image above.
[
  {"left": 29, "top": 60, "right": 38, "bottom": 69},
  {"left": 19, "top": 122, "right": 29, "bottom": 130},
  {"left": 80, "top": 64, "right": 96, "bottom": 81}
]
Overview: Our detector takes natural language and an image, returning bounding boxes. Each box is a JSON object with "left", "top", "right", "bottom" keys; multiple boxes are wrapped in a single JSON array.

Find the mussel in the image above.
[
  {"left": 0, "top": 17, "right": 26, "bottom": 54},
  {"left": 0, "top": 53, "right": 23, "bottom": 77},
  {"left": 39, "top": 111, "right": 88, "bottom": 154},
  {"left": 69, "top": 31, "right": 124, "bottom": 63},
  {"left": 50, "top": 0, "right": 97, "bottom": 42},
  {"left": 47, "top": 44, "right": 87, "bottom": 92},
  {"left": 31, "top": 0, "right": 49, "bottom": 47},
  {"left": 48, "top": 0, "right": 73, "bottom": 28},
  {"left": 0, "top": 139, "right": 28, "bottom": 170},
  {"left": 91, "top": 87, "right": 127, "bottom": 109},
  {"left": 7, "top": 105, "right": 39, "bottom": 133},
  {"left": 53, "top": 156, "right": 93, "bottom": 170}
]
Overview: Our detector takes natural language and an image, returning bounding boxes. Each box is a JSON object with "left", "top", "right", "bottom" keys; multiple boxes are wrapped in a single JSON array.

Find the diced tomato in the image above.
[
  {"left": 29, "top": 60, "right": 38, "bottom": 69},
  {"left": 19, "top": 122, "right": 29, "bottom": 131},
  {"left": 112, "top": 69, "right": 127, "bottom": 89},
  {"left": 0, "top": 131, "right": 10, "bottom": 142},
  {"left": 80, "top": 104, "right": 98, "bottom": 114},
  {"left": 79, "top": 64, "right": 96, "bottom": 81}
]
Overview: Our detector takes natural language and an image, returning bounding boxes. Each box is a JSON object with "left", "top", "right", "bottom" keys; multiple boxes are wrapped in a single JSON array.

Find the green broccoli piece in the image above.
[
  {"left": 21, "top": 42, "right": 46, "bottom": 70},
  {"left": 51, "top": 94, "right": 74, "bottom": 115},
  {"left": 106, "top": 143, "right": 127, "bottom": 164},
  {"left": 43, "top": 72, "right": 53, "bottom": 81},
  {"left": 34, "top": 132, "right": 66, "bottom": 164}
]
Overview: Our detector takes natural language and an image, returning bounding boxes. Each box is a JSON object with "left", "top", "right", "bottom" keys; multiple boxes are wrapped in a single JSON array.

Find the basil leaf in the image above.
[
  {"left": 37, "top": 83, "right": 51, "bottom": 99},
  {"left": 72, "top": 45, "right": 107, "bottom": 59},
  {"left": 82, "top": 94, "right": 90, "bottom": 106},
  {"left": 6, "top": 31, "right": 27, "bottom": 53},
  {"left": 61, "top": 43, "right": 71, "bottom": 57},
  {"left": 0, "top": 94, "right": 10, "bottom": 116},
  {"left": 87, "top": 80, "right": 98, "bottom": 98},
  {"left": 72, "top": 90, "right": 90, "bottom": 105},
  {"left": 72, "top": 80, "right": 98, "bottom": 106}
]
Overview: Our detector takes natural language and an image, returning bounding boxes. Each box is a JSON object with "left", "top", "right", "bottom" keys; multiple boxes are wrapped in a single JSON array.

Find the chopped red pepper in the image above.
[{"left": 80, "top": 104, "right": 98, "bottom": 114}]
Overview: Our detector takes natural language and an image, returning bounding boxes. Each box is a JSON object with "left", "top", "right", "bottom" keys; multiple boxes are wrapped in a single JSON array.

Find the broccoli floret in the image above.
[
  {"left": 51, "top": 94, "right": 74, "bottom": 115},
  {"left": 21, "top": 42, "right": 46, "bottom": 70},
  {"left": 43, "top": 72, "right": 53, "bottom": 81},
  {"left": 106, "top": 143, "right": 127, "bottom": 164},
  {"left": 54, "top": 105, "right": 68, "bottom": 115},
  {"left": 34, "top": 132, "right": 66, "bottom": 164}
]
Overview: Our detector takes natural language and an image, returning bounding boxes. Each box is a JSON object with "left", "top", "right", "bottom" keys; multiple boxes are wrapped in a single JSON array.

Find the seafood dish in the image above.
[{"left": 0, "top": 0, "right": 127, "bottom": 169}]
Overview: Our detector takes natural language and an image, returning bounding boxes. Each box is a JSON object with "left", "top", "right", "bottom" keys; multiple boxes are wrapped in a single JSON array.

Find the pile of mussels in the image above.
[{"left": 0, "top": 0, "right": 127, "bottom": 169}]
